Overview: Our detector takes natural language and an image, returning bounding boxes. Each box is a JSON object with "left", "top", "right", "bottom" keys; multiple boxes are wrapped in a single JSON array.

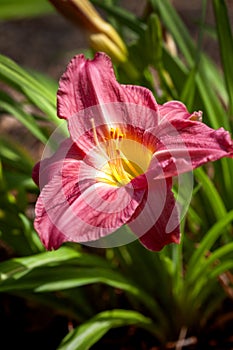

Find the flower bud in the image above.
[
  {"left": 49, "top": 0, "right": 128, "bottom": 63},
  {"left": 89, "top": 33, "right": 127, "bottom": 63}
]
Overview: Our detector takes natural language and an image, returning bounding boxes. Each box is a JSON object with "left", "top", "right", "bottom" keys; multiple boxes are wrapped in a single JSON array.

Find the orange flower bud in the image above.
[{"left": 49, "top": 0, "right": 128, "bottom": 63}]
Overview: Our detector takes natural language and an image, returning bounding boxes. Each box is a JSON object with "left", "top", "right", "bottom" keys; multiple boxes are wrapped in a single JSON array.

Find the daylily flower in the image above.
[{"left": 33, "top": 52, "right": 233, "bottom": 251}]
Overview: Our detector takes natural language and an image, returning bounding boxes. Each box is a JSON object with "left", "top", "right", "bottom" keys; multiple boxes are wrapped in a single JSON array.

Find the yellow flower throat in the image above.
[{"left": 91, "top": 119, "right": 144, "bottom": 186}]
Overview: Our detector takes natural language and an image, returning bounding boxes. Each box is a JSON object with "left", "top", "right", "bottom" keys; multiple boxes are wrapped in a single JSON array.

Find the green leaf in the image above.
[
  {"left": 210, "top": 260, "right": 233, "bottom": 279},
  {"left": 23, "top": 86, "right": 58, "bottom": 124},
  {"left": 58, "top": 309, "right": 159, "bottom": 350},
  {"left": 218, "top": 158, "right": 233, "bottom": 206},
  {"left": 18, "top": 213, "right": 44, "bottom": 253},
  {"left": 0, "top": 0, "right": 54, "bottom": 20},
  {"left": 0, "top": 92, "right": 48, "bottom": 144},
  {"left": 186, "top": 210, "right": 233, "bottom": 280},
  {"left": 196, "top": 68, "right": 229, "bottom": 130},
  {"left": 194, "top": 167, "right": 227, "bottom": 221},
  {"left": 0, "top": 55, "right": 53, "bottom": 101},
  {"left": 200, "top": 242, "right": 233, "bottom": 275},
  {"left": 162, "top": 47, "right": 228, "bottom": 131},
  {"left": 0, "top": 136, "right": 33, "bottom": 174},
  {"left": 0, "top": 54, "right": 59, "bottom": 125},
  {"left": 150, "top": 0, "right": 194, "bottom": 64},
  {"left": 186, "top": 242, "right": 233, "bottom": 303},
  {"left": 145, "top": 14, "right": 163, "bottom": 67},
  {"left": 0, "top": 246, "right": 109, "bottom": 280},
  {"left": 180, "top": 67, "right": 197, "bottom": 109},
  {"left": 150, "top": 0, "right": 229, "bottom": 129},
  {"left": 0, "top": 248, "right": 166, "bottom": 326},
  {"left": 2, "top": 171, "right": 36, "bottom": 191},
  {"left": 91, "top": 0, "right": 146, "bottom": 35},
  {"left": 213, "top": 0, "right": 233, "bottom": 115}
]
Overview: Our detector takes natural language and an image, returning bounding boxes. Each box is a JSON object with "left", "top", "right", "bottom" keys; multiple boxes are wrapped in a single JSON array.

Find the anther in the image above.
[
  {"left": 114, "top": 128, "right": 119, "bottom": 139},
  {"left": 110, "top": 128, "right": 115, "bottom": 139}
]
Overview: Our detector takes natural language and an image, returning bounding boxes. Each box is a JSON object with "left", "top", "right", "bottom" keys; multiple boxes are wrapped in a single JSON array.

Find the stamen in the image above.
[
  {"left": 91, "top": 123, "right": 143, "bottom": 186},
  {"left": 114, "top": 128, "right": 119, "bottom": 139},
  {"left": 118, "top": 150, "right": 140, "bottom": 178},
  {"left": 90, "top": 118, "right": 100, "bottom": 146},
  {"left": 116, "top": 150, "right": 133, "bottom": 181},
  {"left": 107, "top": 139, "right": 116, "bottom": 161},
  {"left": 110, "top": 128, "right": 115, "bottom": 139}
]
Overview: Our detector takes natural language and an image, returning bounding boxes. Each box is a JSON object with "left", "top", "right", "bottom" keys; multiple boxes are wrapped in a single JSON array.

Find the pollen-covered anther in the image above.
[{"left": 190, "top": 111, "right": 203, "bottom": 122}]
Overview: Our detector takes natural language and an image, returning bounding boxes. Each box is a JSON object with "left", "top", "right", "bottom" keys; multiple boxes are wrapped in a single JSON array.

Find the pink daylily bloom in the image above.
[{"left": 33, "top": 52, "right": 233, "bottom": 251}]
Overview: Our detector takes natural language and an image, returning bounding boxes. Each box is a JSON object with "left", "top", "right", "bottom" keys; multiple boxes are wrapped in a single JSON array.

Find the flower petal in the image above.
[
  {"left": 147, "top": 118, "right": 233, "bottom": 178},
  {"left": 57, "top": 52, "right": 158, "bottom": 119},
  {"left": 128, "top": 178, "right": 180, "bottom": 251},
  {"left": 121, "top": 84, "right": 158, "bottom": 112},
  {"left": 32, "top": 138, "right": 84, "bottom": 189},
  {"left": 34, "top": 161, "right": 145, "bottom": 250},
  {"left": 69, "top": 102, "right": 158, "bottom": 157},
  {"left": 158, "top": 101, "right": 202, "bottom": 122}
]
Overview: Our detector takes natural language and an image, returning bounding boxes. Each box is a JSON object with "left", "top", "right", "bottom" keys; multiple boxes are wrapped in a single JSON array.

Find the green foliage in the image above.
[
  {"left": 0, "top": 0, "right": 233, "bottom": 348},
  {"left": 58, "top": 310, "right": 158, "bottom": 350},
  {"left": 213, "top": 0, "right": 233, "bottom": 116},
  {"left": 0, "top": 0, "right": 54, "bottom": 20},
  {"left": 0, "top": 54, "right": 59, "bottom": 127}
]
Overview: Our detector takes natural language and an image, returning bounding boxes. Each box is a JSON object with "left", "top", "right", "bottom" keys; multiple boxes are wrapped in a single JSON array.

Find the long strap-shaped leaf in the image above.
[
  {"left": 0, "top": 246, "right": 109, "bottom": 279},
  {"left": 0, "top": 55, "right": 55, "bottom": 102},
  {"left": 186, "top": 210, "right": 233, "bottom": 280},
  {"left": 0, "top": 92, "right": 48, "bottom": 144},
  {"left": 0, "top": 54, "right": 59, "bottom": 125},
  {"left": 58, "top": 309, "right": 162, "bottom": 350},
  {"left": 0, "top": 247, "right": 167, "bottom": 326},
  {"left": 150, "top": 0, "right": 230, "bottom": 130},
  {"left": 194, "top": 167, "right": 227, "bottom": 221},
  {"left": 213, "top": 0, "right": 233, "bottom": 116}
]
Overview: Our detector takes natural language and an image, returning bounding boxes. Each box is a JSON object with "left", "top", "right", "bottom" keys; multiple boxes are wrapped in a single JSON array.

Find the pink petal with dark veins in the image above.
[
  {"left": 128, "top": 178, "right": 180, "bottom": 251},
  {"left": 32, "top": 138, "right": 84, "bottom": 189},
  {"left": 57, "top": 52, "right": 158, "bottom": 119},
  {"left": 146, "top": 118, "right": 233, "bottom": 179},
  {"left": 34, "top": 161, "right": 145, "bottom": 250}
]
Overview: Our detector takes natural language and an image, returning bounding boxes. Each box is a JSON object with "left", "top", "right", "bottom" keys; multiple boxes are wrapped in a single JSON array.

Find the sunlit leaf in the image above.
[
  {"left": 58, "top": 309, "right": 160, "bottom": 350},
  {"left": 0, "top": 54, "right": 59, "bottom": 125},
  {"left": 0, "top": 92, "right": 48, "bottom": 144}
]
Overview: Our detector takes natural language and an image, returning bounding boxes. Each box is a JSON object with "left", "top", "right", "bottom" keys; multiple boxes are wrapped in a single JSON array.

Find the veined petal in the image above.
[
  {"left": 34, "top": 161, "right": 145, "bottom": 250},
  {"left": 57, "top": 52, "right": 158, "bottom": 120},
  {"left": 128, "top": 178, "right": 180, "bottom": 251},
  {"left": 57, "top": 53, "right": 115, "bottom": 119},
  {"left": 57, "top": 52, "right": 159, "bottom": 154},
  {"left": 32, "top": 138, "right": 84, "bottom": 189},
  {"left": 121, "top": 85, "right": 158, "bottom": 112},
  {"left": 33, "top": 51, "right": 233, "bottom": 252},
  {"left": 69, "top": 102, "right": 158, "bottom": 156},
  {"left": 147, "top": 118, "right": 233, "bottom": 178},
  {"left": 158, "top": 101, "right": 202, "bottom": 123}
]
